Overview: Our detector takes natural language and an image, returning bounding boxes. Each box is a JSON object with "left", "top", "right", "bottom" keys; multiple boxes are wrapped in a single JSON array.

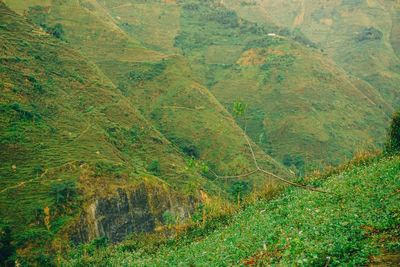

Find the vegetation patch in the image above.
[{"left": 62, "top": 155, "right": 400, "bottom": 266}]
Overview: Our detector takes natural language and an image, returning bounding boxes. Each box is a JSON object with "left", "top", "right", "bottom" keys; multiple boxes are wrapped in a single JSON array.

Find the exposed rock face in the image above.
[{"left": 71, "top": 183, "right": 195, "bottom": 243}]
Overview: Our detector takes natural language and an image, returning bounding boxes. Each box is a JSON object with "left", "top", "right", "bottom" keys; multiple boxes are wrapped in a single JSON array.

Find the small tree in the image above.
[
  {"left": 386, "top": 111, "right": 400, "bottom": 153},
  {"left": 229, "top": 181, "right": 251, "bottom": 202}
]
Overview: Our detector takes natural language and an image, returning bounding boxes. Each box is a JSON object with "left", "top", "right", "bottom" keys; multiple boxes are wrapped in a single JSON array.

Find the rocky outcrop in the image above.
[{"left": 71, "top": 183, "right": 195, "bottom": 243}]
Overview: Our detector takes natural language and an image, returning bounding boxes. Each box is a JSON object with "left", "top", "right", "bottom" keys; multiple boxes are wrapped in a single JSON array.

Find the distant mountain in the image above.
[{"left": 224, "top": 0, "right": 400, "bottom": 107}]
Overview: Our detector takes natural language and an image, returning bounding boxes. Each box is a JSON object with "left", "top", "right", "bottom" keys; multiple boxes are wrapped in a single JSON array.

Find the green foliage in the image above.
[
  {"left": 0, "top": 102, "right": 42, "bottom": 122},
  {"left": 282, "top": 154, "right": 305, "bottom": 176},
  {"left": 356, "top": 27, "right": 383, "bottom": 42},
  {"left": 228, "top": 180, "right": 252, "bottom": 200},
  {"left": 162, "top": 211, "right": 176, "bottom": 226},
  {"left": 48, "top": 23, "right": 64, "bottom": 39},
  {"left": 185, "top": 157, "right": 213, "bottom": 179},
  {"left": 15, "top": 228, "right": 53, "bottom": 247},
  {"left": 181, "top": 143, "right": 200, "bottom": 158},
  {"left": 291, "top": 28, "right": 318, "bottom": 48},
  {"left": 69, "top": 156, "right": 400, "bottom": 266},
  {"left": 28, "top": 75, "right": 44, "bottom": 93},
  {"left": 0, "top": 223, "right": 15, "bottom": 266},
  {"left": 127, "top": 61, "right": 166, "bottom": 84},
  {"left": 147, "top": 160, "right": 161, "bottom": 176},
  {"left": 205, "top": 7, "right": 239, "bottom": 28},
  {"left": 105, "top": 126, "right": 139, "bottom": 150},
  {"left": 94, "top": 161, "right": 126, "bottom": 178},
  {"left": 28, "top": 6, "right": 64, "bottom": 39},
  {"left": 51, "top": 181, "right": 77, "bottom": 207},
  {"left": 385, "top": 111, "right": 400, "bottom": 153},
  {"left": 232, "top": 101, "right": 248, "bottom": 117},
  {"left": 92, "top": 237, "right": 109, "bottom": 249}
]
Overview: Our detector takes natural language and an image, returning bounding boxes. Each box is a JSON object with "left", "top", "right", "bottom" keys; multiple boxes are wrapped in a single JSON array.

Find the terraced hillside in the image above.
[
  {"left": 0, "top": 4, "right": 256, "bottom": 262},
  {"left": 3, "top": 0, "right": 289, "bottom": 183},
  {"left": 87, "top": 0, "right": 392, "bottom": 169},
  {"left": 0, "top": 2, "right": 297, "bottom": 261},
  {"left": 1, "top": 0, "right": 399, "bottom": 265},
  {"left": 224, "top": 0, "right": 400, "bottom": 107}
]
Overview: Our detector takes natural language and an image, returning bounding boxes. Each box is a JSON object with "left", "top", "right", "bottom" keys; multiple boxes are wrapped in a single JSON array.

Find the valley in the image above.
[{"left": 0, "top": 0, "right": 399, "bottom": 265}]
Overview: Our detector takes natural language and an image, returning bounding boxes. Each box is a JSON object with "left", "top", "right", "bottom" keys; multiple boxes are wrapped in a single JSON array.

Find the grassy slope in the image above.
[
  {"left": 107, "top": 0, "right": 390, "bottom": 169},
  {"left": 4, "top": 0, "right": 290, "bottom": 186},
  {"left": 0, "top": 3, "right": 220, "bottom": 256},
  {"left": 224, "top": 0, "right": 400, "bottom": 108},
  {"left": 65, "top": 155, "right": 400, "bottom": 266}
]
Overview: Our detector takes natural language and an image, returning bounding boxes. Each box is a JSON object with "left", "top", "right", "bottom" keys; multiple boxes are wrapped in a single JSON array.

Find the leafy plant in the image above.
[
  {"left": 385, "top": 111, "right": 400, "bottom": 153},
  {"left": 162, "top": 211, "right": 176, "bottom": 226},
  {"left": 229, "top": 180, "right": 251, "bottom": 201},
  {"left": 51, "top": 181, "right": 77, "bottom": 206},
  {"left": 233, "top": 101, "right": 248, "bottom": 117},
  {"left": 147, "top": 160, "right": 161, "bottom": 176}
]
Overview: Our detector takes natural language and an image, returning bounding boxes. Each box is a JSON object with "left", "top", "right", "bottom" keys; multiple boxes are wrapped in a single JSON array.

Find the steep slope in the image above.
[
  {"left": 65, "top": 155, "right": 400, "bottom": 266},
  {"left": 224, "top": 0, "right": 400, "bottom": 107},
  {"left": 96, "top": 0, "right": 391, "bottom": 169},
  {"left": 3, "top": 0, "right": 289, "bottom": 183},
  {"left": 0, "top": 3, "right": 222, "bottom": 261}
]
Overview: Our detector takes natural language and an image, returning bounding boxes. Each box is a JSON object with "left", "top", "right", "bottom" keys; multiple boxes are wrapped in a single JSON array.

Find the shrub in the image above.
[
  {"left": 127, "top": 62, "right": 166, "bottom": 84},
  {"left": 0, "top": 223, "right": 15, "bottom": 266},
  {"left": 147, "top": 160, "right": 161, "bottom": 176},
  {"left": 51, "top": 181, "right": 77, "bottom": 206},
  {"left": 229, "top": 181, "right": 252, "bottom": 201},
  {"left": 356, "top": 27, "right": 383, "bottom": 42},
  {"left": 49, "top": 23, "right": 64, "bottom": 39},
  {"left": 92, "top": 236, "right": 109, "bottom": 249},
  {"left": 162, "top": 211, "right": 176, "bottom": 226},
  {"left": 94, "top": 161, "right": 125, "bottom": 178},
  {"left": 182, "top": 143, "right": 200, "bottom": 158},
  {"left": 385, "top": 111, "right": 400, "bottom": 153}
]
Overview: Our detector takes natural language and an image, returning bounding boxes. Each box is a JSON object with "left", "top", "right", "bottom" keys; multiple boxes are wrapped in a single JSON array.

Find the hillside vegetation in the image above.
[
  {"left": 64, "top": 154, "right": 400, "bottom": 266},
  {"left": 224, "top": 0, "right": 400, "bottom": 107},
  {"left": 0, "top": 0, "right": 399, "bottom": 265},
  {"left": 88, "top": 0, "right": 392, "bottom": 169},
  {"left": 3, "top": 0, "right": 289, "bottom": 185},
  {"left": 0, "top": 3, "right": 224, "bottom": 263}
]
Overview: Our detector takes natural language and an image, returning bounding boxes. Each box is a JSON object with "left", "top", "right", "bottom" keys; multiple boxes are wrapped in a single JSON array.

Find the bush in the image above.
[
  {"left": 147, "top": 160, "right": 161, "bottom": 176},
  {"left": 385, "top": 111, "right": 400, "bottom": 153},
  {"left": 162, "top": 211, "right": 176, "bottom": 226},
  {"left": 0, "top": 223, "right": 15, "bottom": 266},
  {"left": 49, "top": 23, "right": 64, "bottom": 39},
  {"left": 127, "top": 62, "right": 166, "bottom": 84},
  {"left": 51, "top": 180, "right": 77, "bottom": 206},
  {"left": 229, "top": 181, "right": 252, "bottom": 201},
  {"left": 94, "top": 161, "right": 126, "bottom": 178},
  {"left": 356, "top": 27, "right": 383, "bottom": 42}
]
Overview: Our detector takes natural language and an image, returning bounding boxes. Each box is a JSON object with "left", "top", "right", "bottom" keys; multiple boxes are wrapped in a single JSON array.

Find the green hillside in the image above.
[
  {"left": 0, "top": 3, "right": 225, "bottom": 262},
  {"left": 3, "top": 0, "right": 289, "bottom": 183},
  {"left": 63, "top": 154, "right": 400, "bottom": 266},
  {"left": 95, "top": 0, "right": 392, "bottom": 169},
  {"left": 224, "top": 0, "right": 400, "bottom": 107},
  {"left": 0, "top": 2, "right": 295, "bottom": 262},
  {"left": 1, "top": 0, "right": 399, "bottom": 265}
]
